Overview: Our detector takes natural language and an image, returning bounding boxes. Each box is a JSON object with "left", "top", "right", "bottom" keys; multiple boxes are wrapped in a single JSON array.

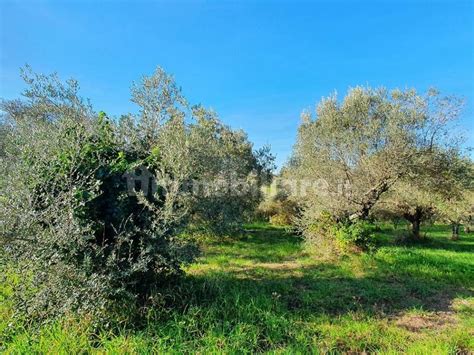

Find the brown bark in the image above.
[
  {"left": 403, "top": 206, "right": 425, "bottom": 240},
  {"left": 349, "top": 179, "right": 395, "bottom": 222},
  {"left": 465, "top": 215, "right": 472, "bottom": 233},
  {"left": 451, "top": 223, "right": 460, "bottom": 240},
  {"left": 412, "top": 218, "right": 421, "bottom": 240}
]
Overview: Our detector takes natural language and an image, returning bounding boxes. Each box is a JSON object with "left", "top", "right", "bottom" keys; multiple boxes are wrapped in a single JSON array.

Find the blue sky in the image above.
[{"left": 1, "top": 0, "right": 473, "bottom": 168}]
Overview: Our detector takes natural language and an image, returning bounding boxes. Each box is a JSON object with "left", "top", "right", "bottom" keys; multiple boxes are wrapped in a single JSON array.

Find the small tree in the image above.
[
  {"left": 377, "top": 151, "right": 473, "bottom": 240},
  {"left": 434, "top": 155, "right": 474, "bottom": 239},
  {"left": 437, "top": 193, "right": 473, "bottom": 240},
  {"left": 378, "top": 182, "right": 436, "bottom": 240},
  {"left": 186, "top": 107, "right": 275, "bottom": 232},
  {"left": 431, "top": 153, "right": 473, "bottom": 240}
]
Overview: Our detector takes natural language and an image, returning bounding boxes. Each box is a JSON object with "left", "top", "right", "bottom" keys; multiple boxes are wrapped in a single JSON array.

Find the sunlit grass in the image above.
[{"left": 1, "top": 223, "right": 473, "bottom": 353}]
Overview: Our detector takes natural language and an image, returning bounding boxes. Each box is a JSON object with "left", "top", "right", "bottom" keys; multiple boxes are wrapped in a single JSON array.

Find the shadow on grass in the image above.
[
  {"left": 176, "top": 267, "right": 472, "bottom": 319},
  {"left": 419, "top": 235, "right": 474, "bottom": 253},
  {"left": 373, "top": 224, "right": 474, "bottom": 253},
  {"left": 201, "top": 225, "right": 303, "bottom": 264},
  {"left": 171, "top": 224, "right": 473, "bottom": 321}
]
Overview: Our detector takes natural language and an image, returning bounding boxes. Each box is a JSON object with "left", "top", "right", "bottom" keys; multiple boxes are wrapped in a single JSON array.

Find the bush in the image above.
[
  {"left": 269, "top": 213, "right": 292, "bottom": 226},
  {"left": 333, "top": 221, "right": 376, "bottom": 252},
  {"left": 300, "top": 211, "right": 338, "bottom": 257},
  {"left": 0, "top": 67, "right": 272, "bottom": 325},
  {"left": 301, "top": 212, "right": 375, "bottom": 255},
  {"left": 1, "top": 100, "right": 195, "bottom": 325},
  {"left": 257, "top": 179, "right": 299, "bottom": 225}
]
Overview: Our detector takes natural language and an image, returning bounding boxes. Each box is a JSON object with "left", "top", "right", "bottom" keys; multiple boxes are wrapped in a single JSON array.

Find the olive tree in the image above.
[
  {"left": 288, "top": 87, "right": 463, "bottom": 223},
  {"left": 376, "top": 182, "right": 436, "bottom": 239},
  {"left": 379, "top": 151, "right": 473, "bottom": 240},
  {"left": 434, "top": 157, "right": 474, "bottom": 239},
  {"left": 0, "top": 68, "right": 200, "bottom": 324},
  {"left": 0, "top": 66, "right": 273, "bottom": 324},
  {"left": 128, "top": 69, "right": 275, "bottom": 233},
  {"left": 437, "top": 192, "right": 473, "bottom": 240}
]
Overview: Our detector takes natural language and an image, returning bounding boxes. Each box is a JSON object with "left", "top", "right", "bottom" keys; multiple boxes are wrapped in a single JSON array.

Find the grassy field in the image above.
[{"left": 1, "top": 223, "right": 473, "bottom": 353}]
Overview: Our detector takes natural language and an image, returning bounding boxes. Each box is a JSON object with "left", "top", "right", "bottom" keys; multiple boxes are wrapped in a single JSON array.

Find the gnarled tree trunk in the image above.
[
  {"left": 403, "top": 206, "right": 425, "bottom": 241},
  {"left": 412, "top": 218, "right": 421, "bottom": 240},
  {"left": 349, "top": 179, "right": 395, "bottom": 222}
]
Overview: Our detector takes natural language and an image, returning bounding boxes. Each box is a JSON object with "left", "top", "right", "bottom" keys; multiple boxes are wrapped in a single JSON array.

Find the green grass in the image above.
[{"left": 2, "top": 223, "right": 473, "bottom": 353}]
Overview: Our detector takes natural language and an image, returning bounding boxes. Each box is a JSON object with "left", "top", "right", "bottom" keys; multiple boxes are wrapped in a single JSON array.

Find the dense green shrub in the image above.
[
  {"left": 0, "top": 67, "right": 273, "bottom": 324},
  {"left": 302, "top": 212, "right": 375, "bottom": 254},
  {"left": 333, "top": 221, "right": 376, "bottom": 252},
  {"left": 1, "top": 77, "right": 192, "bottom": 324}
]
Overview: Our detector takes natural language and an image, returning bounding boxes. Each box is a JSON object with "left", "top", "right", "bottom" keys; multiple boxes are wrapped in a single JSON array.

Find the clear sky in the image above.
[{"left": 1, "top": 0, "right": 473, "bottom": 168}]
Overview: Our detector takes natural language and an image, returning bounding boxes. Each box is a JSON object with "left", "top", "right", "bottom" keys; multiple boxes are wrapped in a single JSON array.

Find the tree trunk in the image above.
[
  {"left": 465, "top": 215, "right": 472, "bottom": 233},
  {"left": 451, "top": 223, "right": 460, "bottom": 240},
  {"left": 348, "top": 179, "right": 395, "bottom": 222},
  {"left": 404, "top": 206, "right": 424, "bottom": 241},
  {"left": 412, "top": 218, "right": 421, "bottom": 240},
  {"left": 349, "top": 205, "right": 371, "bottom": 222}
]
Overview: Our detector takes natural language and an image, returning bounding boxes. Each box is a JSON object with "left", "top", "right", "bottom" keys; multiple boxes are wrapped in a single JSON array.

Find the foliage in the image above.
[
  {"left": 0, "top": 68, "right": 189, "bottom": 324},
  {"left": 0, "top": 66, "right": 272, "bottom": 324},
  {"left": 287, "top": 87, "right": 463, "bottom": 224},
  {"left": 186, "top": 108, "right": 275, "bottom": 233},
  {"left": 303, "top": 212, "right": 375, "bottom": 254},
  {"left": 333, "top": 220, "right": 376, "bottom": 252},
  {"left": 432, "top": 157, "right": 474, "bottom": 238},
  {"left": 436, "top": 191, "right": 474, "bottom": 239},
  {"left": 375, "top": 152, "right": 474, "bottom": 240},
  {"left": 268, "top": 213, "right": 291, "bottom": 226},
  {"left": 285, "top": 86, "right": 467, "bottom": 250},
  {"left": 257, "top": 177, "right": 299, "bottom": 226},
  {"left": 375, "top": 181, "right": 437, "bottom": 240}
]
